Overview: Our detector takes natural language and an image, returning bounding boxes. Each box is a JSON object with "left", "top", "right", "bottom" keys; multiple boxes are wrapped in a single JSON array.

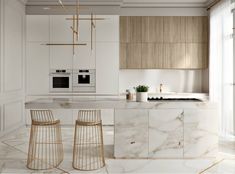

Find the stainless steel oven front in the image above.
[
  {"left": 73, "top": 69, "right": 96, "bottom": 92},
  {"left": 49, "top": 69, "right": 72, "bottom": 92}
]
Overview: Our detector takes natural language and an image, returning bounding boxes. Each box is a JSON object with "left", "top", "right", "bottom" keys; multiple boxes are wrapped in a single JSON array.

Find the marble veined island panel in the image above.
[
  {"left": 114, "top": 107, "right": 218, "bottom": 159},
  {"left": 114, "top": 109, "right": 149, "bottom": 158},
  {"left": 184, "top": 109, "right": 218, "bottom": 158},
  {"left": 149, "top": 109, "right": 184, "bottom": 158}
]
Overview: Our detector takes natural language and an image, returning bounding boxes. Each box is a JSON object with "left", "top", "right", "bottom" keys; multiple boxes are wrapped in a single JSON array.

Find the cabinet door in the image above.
[
  {"left": 119, "top": 43, "right": 127, "bottom": 69},
  {"left": 51, "top": 109, "right": 73, "bottom": 125},
  {"left": 26, "top": 43, "right": 49, "bottom": 95},
  {"left": 73, "top": 42, "right": 95, "bottom": 69},
  {"left": 96, "top": 15, "right": 119, "bottom": 42},
  {"left": 50, "top": 46, "right": 73, "bottom": 69},
  {"left": 96, "top": 42, "right": 119, "bottom": 94},
  {"left": 149, "top": 109, "right": 184, "bottom": 158},
  {"left": 185, "top": 43, "right": 208, "bottom": 69},
  {"left": 141, "top": 43, "right": 164, "bottom": 69},
  {"left": 184, "top": 109, "right": 218, "bottom": 158},
  {"left": 26, "top": 15, "right": 49, "bottom": 42},
  {"left": 163, "top": 43, "right": 186, "bottom": 69},
  {"left": 101, "top": 109, "right": 114, "bottom": 125},
  {"left": 78, "top": 15, "right": 92, "bottom": 42},
  {"left": 126, "top": 43, "right": 142, "bottom": 69},
  {"left": 120, "top": 16, "right": 128, "bottom": 43},
  {"left": 186, "top": 16, "right": 208, "bottom": 43},
  {"left": 50, "top": 15, "right": 73, "bottom": 43},
  {"left": 129, "top": 16, "right": 142, "bottom": 43},
  {"left": 120, "top": 16, "right": 142, "bottom": 43},
  {"left": 142, "top": 16, "right": 163, "bottom": 43},
  {"left": 114, "top": 109, "right": 148, "bottom": 158},
  {"left": 163, "top": 17, "right": 186, "bottom": 43},
  {"left": 73, "top": 109, "right": 114, "bottom": 126}
]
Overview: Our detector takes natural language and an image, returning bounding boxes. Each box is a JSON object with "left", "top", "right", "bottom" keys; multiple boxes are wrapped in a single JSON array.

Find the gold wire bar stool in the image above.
[
  {"left": 72, "top": 110, "right": 105, "bottom": 170},
  {"left": 27, "top": 110, "right": 64, "bottom": 170}
]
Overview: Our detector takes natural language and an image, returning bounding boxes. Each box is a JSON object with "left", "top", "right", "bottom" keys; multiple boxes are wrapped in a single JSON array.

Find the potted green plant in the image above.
[{"left": 134, "top": 85, "right": 149, "bottom": 102}]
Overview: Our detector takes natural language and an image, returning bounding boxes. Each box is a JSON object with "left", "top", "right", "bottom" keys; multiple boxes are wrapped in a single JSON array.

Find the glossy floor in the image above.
[{"left": 0, "top": 126, "right": 235, "bottom": 174}]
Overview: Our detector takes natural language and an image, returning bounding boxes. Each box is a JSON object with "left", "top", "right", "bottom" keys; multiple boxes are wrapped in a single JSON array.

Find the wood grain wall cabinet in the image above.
[
  {"left": 186, "top": 16, "right": 208, "bottom": 43},
  {"left": 185, "top": 43, "right": 208, "bottom": 69},
  {"left": 163, "top": 17, "right": 186, "bottom": 43},
  {"left": 142, "top": 17, "right": 164, "bottom": 43},
  {"left": 120, "top": 16, "right": 142, "bottom": 43},
  {"left": 120, "top": 16, "right": 129, "bottom": 43},
  {"left": 141, "top": 43, "right": 164, "bottom": 69},
  {"left": 120, "top": 43, "right": 127, "bottom": 69},
  {"left": 164, "top": 43, "right": 186, "bottom": 69},
  {"left": 119, "top": 16, "right": 208, "bottom": 69},
  {"left": 127, "top": 43, "right": 142, "bottom": 69}
]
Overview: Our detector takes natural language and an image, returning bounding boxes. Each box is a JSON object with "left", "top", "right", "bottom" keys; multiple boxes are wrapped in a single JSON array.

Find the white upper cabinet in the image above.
[
  {"left": 26, "top": 15, "right": 49, "bottom": 42},
  {"left": 50, "top": 46, "right": 73, "bottom": 69},
  {"left": 73, "top": 42, "right": 96, "bottom": 69},
  {"left": 96, "top": 42, "right": 119, "bottom": 94},
  {"left": 26, "top": 43, "right": 49, "bottom": 95},
  {"left": 50, "top": 15, "right": 73, "bottom": 43},
  {"left": 96, "top": 15, "right": 119, "bottom": 42},
  {"left": 50, "top": 15, "right": 92, "bottom": 43},
  {"left": 78, "top": 15, "right": 92, "bottom": 42}
]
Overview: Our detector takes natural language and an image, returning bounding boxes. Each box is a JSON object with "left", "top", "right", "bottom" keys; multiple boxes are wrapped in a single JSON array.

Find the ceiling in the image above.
[{"left": 26, "top": 0, "right": 213, "bottom": 7}]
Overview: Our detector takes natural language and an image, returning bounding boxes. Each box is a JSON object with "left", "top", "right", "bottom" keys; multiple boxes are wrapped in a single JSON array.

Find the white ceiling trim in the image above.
[{"left": 26, "top": 0, "right": 212, "bottom": 8}]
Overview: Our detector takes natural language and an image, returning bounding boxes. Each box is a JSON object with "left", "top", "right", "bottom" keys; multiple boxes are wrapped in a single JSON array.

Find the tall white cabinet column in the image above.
[
  {"left": 96, "top": 15, "right": 119, "bottom": 95},
  {"left": 0, "top": 0, "right": 26, "bottom": 136}
]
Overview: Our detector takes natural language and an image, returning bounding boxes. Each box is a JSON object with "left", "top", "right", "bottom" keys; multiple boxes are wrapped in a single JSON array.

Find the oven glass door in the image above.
[
  {"left": 78, "top": 75, "right": 90, "bottom": 84},
  {"left": 53, "top": 77, "right": 69, "bottom": 88}
]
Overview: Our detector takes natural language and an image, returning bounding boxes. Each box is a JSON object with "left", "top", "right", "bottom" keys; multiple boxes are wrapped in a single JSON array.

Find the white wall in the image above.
[
  {"left": 0, "top": 0, "right": 26, "bottom": 136},
  {"left": 119, "top": 69, "right": 209, "bottom": 93}
]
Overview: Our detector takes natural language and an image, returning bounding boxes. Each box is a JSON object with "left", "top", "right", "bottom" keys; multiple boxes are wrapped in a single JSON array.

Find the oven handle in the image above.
[{"left": 49, "top": 73, "right": 71, "bottom": 75}]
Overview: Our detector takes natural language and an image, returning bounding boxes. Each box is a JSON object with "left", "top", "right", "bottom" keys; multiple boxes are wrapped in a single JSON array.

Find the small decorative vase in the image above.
[{"left": 136, "top": 92, "right": 148, "bottom": 102}]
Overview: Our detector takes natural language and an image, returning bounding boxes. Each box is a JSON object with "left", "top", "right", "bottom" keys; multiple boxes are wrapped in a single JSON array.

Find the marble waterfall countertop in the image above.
[{"left": 25, "top": 97, "right": 217, "bottom": 109}]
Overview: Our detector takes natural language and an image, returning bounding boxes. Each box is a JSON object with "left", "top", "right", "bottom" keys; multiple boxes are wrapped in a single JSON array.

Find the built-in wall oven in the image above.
[
  {"left": 49, "top": 69, "right": 72, "bottom": 92},
  {"left": 73, "top": 69, "right": 96, "bottom": 92}
]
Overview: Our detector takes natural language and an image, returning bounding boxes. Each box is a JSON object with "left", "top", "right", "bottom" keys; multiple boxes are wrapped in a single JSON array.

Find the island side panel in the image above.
[
  {"left": 114, "top": 109, "right": 149, "bottom": 158},
  {"left": 149, "top": 109, "right": 184, "bottom": 158},
  {"left": 183, "top": 109, "right": 218, "bottom": 158}
]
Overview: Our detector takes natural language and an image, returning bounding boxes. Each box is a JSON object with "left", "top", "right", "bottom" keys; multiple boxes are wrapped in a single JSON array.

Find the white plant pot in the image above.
[{"left": 136, "top": 92, "right": 148, "bottom": 102}]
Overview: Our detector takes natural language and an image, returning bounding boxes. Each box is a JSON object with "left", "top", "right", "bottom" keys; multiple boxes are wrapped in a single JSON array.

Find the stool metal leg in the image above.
[
  {"left": 72, "top": 110, "right": 105, "bottom": 171},
  {"left": 27, "top": 110, "right": 63, "bottom": 170}
]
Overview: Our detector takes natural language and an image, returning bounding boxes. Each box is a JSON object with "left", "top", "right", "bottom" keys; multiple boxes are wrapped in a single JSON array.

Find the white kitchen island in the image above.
[{"left": 25, "top": 98, "right": 218, "bottom": 159}]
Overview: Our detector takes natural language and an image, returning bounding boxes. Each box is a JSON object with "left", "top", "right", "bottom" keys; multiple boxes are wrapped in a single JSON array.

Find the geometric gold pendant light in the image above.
[{"left": 44, "top": 0, "right": 105, "bottom": 55}]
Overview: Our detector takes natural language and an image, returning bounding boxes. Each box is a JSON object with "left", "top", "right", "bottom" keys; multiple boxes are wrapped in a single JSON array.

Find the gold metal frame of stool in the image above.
[
  {"left": 72, "top": 110, "right": 105, "bottom": 170},
  {"left": 27, "top": 110, "right": 64, "bottom": 170}
]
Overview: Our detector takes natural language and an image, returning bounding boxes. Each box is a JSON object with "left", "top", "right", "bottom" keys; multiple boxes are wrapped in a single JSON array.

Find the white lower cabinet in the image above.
[
  {"left": 183, "top": 109, "right": 218, "bottom": 158},
  {"left": 114, "top": 109, "right": 149, "bottom": 158},
  {"left": 72, "top": 109, "right": 114, "bottom": 125},
  {"left": 101, "top": 109, "right": 114, "bottom": 125},
  {"left": 26, "top": 109, "right": 114, "bottom": 126},
  {"left": 149, "top": 109, "right": 184, "bottom": 158},
  {"left": 51, "top": 109, "right": 73, "bottom": 125}
]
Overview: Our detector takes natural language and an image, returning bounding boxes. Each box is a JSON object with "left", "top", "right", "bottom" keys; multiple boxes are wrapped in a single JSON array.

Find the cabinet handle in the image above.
[{"left": 130, "top": 141, "right": 135, "bottom": 144}]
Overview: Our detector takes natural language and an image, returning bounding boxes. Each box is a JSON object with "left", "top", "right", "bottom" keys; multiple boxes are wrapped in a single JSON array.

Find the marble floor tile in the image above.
[
  {"left": 0, "top": 159, "right": 62, "bottom": 174},
  {"left": 0, "top": 142, "right": 27, "bottom": 160},
  {"left": 1, "top": 127, "right": 235, "bottom": 174},
  {"left": 203, "top": 160, "right": 235, "bottom": 174},
  {"left": 106, "top": 159, "right": 216, "bottom": 174}
]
